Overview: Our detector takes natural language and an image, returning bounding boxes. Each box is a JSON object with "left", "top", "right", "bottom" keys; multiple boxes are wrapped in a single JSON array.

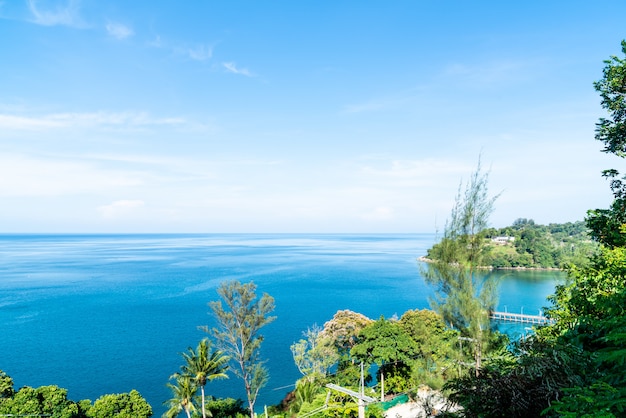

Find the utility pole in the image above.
[{"left": 326, "top": 363, "right": 376, "bottom": 418}]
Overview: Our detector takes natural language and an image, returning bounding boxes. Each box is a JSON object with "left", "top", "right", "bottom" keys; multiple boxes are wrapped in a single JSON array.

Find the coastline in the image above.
[{"left": 417, "top": 256, "right": 564, "bottom": 272}]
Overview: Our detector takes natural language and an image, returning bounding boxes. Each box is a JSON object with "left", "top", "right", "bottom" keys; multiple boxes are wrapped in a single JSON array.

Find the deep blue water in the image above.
[{"left": 0, "top": 234, "right": 564, "bottom": 416}]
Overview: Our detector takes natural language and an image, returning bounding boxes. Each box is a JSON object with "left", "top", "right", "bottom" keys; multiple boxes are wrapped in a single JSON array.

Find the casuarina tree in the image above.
[
  {"left": 424, "top": 158, "right": 500, "bottom": 376},
  {"left": 203, "top": 280, "right": 276, "bottom": 418}
]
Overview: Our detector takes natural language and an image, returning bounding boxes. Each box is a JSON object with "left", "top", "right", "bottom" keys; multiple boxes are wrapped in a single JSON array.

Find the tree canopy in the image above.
[{"left": 0, "top": 372, "right": 152, "bottom": 418}]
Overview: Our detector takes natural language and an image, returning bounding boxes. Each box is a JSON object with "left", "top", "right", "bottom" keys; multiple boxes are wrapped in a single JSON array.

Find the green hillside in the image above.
[{"left": 428, "top": 218, "right": 599, "bottom": 269}]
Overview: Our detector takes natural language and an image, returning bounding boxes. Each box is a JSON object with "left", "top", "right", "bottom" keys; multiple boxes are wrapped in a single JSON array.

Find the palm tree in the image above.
[
  {"left": 163, "top": 374, "right": 198, "bottom": 418},
  {"left": 180, "top": 338, "right": 230, "bottom": 418}
]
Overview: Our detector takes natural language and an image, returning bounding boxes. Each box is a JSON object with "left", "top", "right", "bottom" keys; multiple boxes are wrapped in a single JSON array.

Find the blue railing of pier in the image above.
[{"left": 489, "top": 311, "right": 554, "bottom": 325}]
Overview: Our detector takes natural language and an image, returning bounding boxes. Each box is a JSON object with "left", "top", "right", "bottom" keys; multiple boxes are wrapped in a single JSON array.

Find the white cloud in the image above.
[
  {"left": 187, "top": 44, "right": 213, "bottom": 61},
  {"left": 27, "top": 0, "right": 84, "bottom": 27},
  {"left": 0, "top": 114, "right": 66, "bottom": 129},
  {"left": 148, "top": 36, "right": 215, "bottom": 62},
  {"left": 0, "top": 154, "right": 144, "bottom": 197},
  {"left": 106, "top": 22, "right": 133, "bottom": 40},
  {"left": 361, "top": 206, "right": 394, "bottom": 221},
  {"left": 359, "top": 158, "right": 472, "bottom": 189},
  {"left": 98, "top": 200, "right": 145, "bottom": 219},
  {"left": 223, "top": 62, "right": 254, "bottom": 77},
  {"left": 0, "top": 111, "right": 186, "bottom": 130},
  {"left": 343, "top": 96, "right": 413, "bottom": 114}
]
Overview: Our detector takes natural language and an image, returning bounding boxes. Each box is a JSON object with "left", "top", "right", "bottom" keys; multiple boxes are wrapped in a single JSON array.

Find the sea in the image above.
[{"left": 0, "top": 234, "right": 565, "bottom": 416}]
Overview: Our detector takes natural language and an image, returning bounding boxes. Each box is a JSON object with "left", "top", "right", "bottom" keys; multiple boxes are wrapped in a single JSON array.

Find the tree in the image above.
[
  {"left": 204, "top": 396, "right": 248, "bottom": 418},
  {"left": 398, "top": 309, "right": 459, "bottom": 387},
  {"left": 424, "top": 158, "right": 500, "bottom": 375},
  {"left": 86, "top": 390, "right": 152, "bottom": 418},
  {"left": 290, "top": 324, "right": 339, "bottom": 383},
  {"left": 178, "top": 338, "right": 230, "bottom": 418},
  {"left": 319, "top": 310, "right": 373, "bottom": 357},
  {"left": 445, "top": 338, "right": 590, "bottom": 418},
  {"left": 541, "top": 246, "right": 626, "bottom": 417},
  {"left": 319, "top": 310, "right": 374, "bottom": 387},
  {"left": 0, "top": 371, "right": 151, "bottom": 418},
  {"left": 0, "top": 385, "right": 80, "bottom": 418},
  {"left": 163, "top": 374, "right": 198, "bottom": 418},
  {"left": 587, "top": 39, "right": 626, "bottom": 248},
  {"left": 351, "top": 317, "right": 419, "bottom": 399},
  {"left": 204, "top": 280, "right": 276, "bottom": 418},
  {"left": 0, "top": 370, "right": 13, "bottom": 399}
]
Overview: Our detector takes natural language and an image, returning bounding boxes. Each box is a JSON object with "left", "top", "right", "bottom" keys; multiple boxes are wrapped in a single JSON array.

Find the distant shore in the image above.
[{"left": 417, "top": 256, "right": 563, "bottom": 271}]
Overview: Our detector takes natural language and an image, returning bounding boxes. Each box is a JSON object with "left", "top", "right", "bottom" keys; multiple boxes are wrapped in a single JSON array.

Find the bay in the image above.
[{"left": 0, "top": 234, "right": 564, "bottom": 416}]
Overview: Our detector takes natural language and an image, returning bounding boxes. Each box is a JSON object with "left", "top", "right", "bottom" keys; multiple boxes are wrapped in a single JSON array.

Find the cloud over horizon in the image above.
[{"left": 98, "top": 199, "right": 145, "bottom": 219}]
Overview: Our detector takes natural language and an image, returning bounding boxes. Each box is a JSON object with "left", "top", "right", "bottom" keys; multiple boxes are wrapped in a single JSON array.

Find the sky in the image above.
[{"left": 1, "top": 0, "right": 625, "bottom": 233}]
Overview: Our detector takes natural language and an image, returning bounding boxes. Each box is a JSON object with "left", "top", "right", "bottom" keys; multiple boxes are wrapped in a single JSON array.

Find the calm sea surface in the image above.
[{"left": 0, "top": 234, "right": 564, "bottom": 415}]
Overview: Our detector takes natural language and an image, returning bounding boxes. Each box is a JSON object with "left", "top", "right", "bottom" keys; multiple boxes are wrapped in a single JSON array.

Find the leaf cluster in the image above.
[{"left": 0, "top": 372, "right": 153, "bottom": 418}]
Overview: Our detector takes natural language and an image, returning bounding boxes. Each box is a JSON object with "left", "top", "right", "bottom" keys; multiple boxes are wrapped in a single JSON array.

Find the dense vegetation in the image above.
[
  {"left": 0, "top": 372, "right": 153, "bottom": 418},
  {"left": 427, "top": 218, "right": 598, "bottom": 269},
  {"left": 282, "top": 309, "right": 469, "bottom": 417}
]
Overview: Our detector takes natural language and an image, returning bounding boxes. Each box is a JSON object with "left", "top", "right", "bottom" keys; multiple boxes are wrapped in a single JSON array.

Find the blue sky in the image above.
[{"left": 1, "top": 0, "right": 624, "bottom": 233}]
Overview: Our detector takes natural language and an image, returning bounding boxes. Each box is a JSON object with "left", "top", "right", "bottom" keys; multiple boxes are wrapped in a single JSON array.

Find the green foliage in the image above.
[
  {"left": 320, "top": 310, "right": 373, "bottom": 357},
  {"left": 85, "top": 390, "right": 152, "bottom": 418},
  {"left": 204, "top": 396, "right": 249, "bottom": 418},
  {"left": 0, "top": 384, "right": 80, "bottom": 418},
  {"left": 594, "top": 40, "right": 626, "bottom": 158},
  {"left": 351, "top": 317, "right": 419, "bottom": 396},
  {"left": 399, "top": 309, "right": 460, "bottom": 387},
  {"left": 283, "top": 309, "right": 467, "bottom": 415},
  {"left": 0, "top": 370, "right": 14, "bottom": 399},
  {"left": 0, "top": 370, "right": 152, "bottom": 418},
  {"left": 587, "top": 39, "right": 626, "bottom": 247},
  {"left": 444, "top": 232, "right": 624, "bottom": 416},
  {"left": 163, "top": 374, "right": 198, "bottom": 418},
  {"left": 291, "top": 324, "right": 339, "bottom": 382},
  {"left": 424, "top": 158, "right": 500, "bottom": 375},
  {"left": 471, "top": 220, "right": 597, "bottom": 269},
  {"left": 205, "top": 280, "right": 276, "bottom": 418},
  {"left": 288, "top": 378, "right": 325, "bottom": 415},
  {"left": 365, "top": 403, "right": 385, "bottom": 418},
  {"left": 333, "top": 358, "right": 373, "bottom": 389},
  {"left": 174, "top": 338, "right": 229, "bottom": 418},
  {"left": 445, "top": 337, "right": 591, "bottom": 418},
  {"left": 547, "top": 381, "right": 626, "bottom": 417},
  {"left": 295, "top": 391, "right": 329, "bottom": 416},
  {"left": 351, "top": 317, "right": 419, "bottom": 366}
]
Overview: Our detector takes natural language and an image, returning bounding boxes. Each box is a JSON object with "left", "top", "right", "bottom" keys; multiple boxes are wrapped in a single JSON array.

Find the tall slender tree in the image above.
[
  {"left": 179, "top": 338, "right": 230, "bottom": 418},
  {"left": 424, "top": 158, "right": 500, "bottom": 375},
  {"left": 203, "top": 280, "right": 276, "bottom": 418}
]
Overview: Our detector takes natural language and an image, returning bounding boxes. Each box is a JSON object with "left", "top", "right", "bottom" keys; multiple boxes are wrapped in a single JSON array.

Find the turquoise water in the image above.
[{"left": 0, "top": 234, "right": 564, "bottom": 415}]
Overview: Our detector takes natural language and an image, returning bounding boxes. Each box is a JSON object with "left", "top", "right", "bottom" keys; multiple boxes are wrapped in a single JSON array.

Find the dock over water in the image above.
[{"left": 489, "top": 311, "right": 554, "bottom": 325}]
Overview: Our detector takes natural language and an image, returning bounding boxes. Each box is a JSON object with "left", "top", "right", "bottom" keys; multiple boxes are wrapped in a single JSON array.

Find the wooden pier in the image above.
[{"left": 489, "top": 311, "right": 554, "bottom": 325}]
